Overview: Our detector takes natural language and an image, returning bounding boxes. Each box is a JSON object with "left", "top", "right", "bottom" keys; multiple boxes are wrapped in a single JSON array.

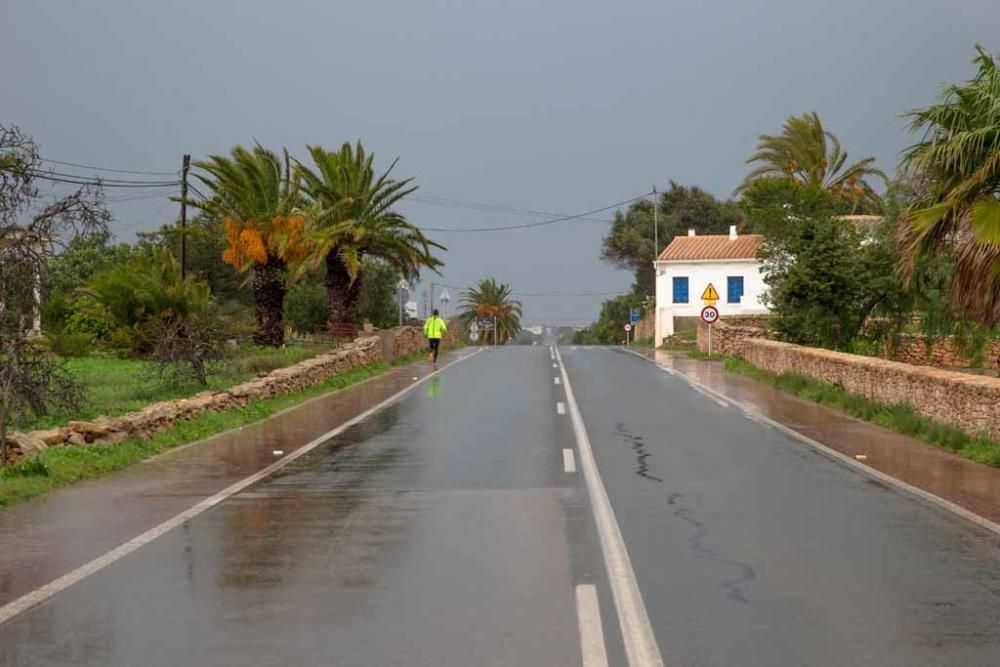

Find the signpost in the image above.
[
  {"left": 624, "top": 322, "right": 632, "bottom": 346},
  {"left": 701, "top": 282, "right": 719, "bottom": 304},
  {"left": 700, "top": 304, "right": 719, "bottom": 356}
]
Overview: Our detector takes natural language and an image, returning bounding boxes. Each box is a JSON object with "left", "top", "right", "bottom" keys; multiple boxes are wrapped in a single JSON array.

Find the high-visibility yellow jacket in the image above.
[{"left": 423, "top": 316, "right": 448, "bottom": 339}]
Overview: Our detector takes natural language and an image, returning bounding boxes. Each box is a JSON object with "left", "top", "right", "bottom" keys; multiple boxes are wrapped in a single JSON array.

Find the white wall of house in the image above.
[{"left": 654, "top": 259, "right": 769, "bottom": 345}]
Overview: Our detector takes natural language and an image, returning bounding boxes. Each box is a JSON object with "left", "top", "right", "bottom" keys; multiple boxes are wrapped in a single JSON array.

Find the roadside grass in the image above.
[
  {"left": 686, "top": 350, "right": 725, "bottom": 361},
  {"left": 19, "top": 345, "right": 332, "bottom": 431},
  {"left": 724, "top": 357, "right": 1000, "bottom": 467},
  {"left": 0, "top": 362, "right": 389, "bottom": 509}
]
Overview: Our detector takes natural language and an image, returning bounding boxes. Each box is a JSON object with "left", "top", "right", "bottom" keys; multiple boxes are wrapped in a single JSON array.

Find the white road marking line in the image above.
[
  {"left": 553, "top": 363, "right": 558, "bottom": 368},
  {"left": 622, "top": 348, "right": 1000, "bottom": 538},
  {"left": 557, "top": 402, "right": 566, "bottom": 415},
  {"left": 563, "top": 448, "right": 577, "bottom": 473},
  {"left": 554, "top": 377, "right": 561, "bottom": 385},
  {"left": 556, "top": 347, "right": 665, "bottom": 667},
  {"left": 576, "top": 584, "right": 609, "bottom": 667},
  {"left": 0, "top": 350, "right": 484, "bottom": 627}
]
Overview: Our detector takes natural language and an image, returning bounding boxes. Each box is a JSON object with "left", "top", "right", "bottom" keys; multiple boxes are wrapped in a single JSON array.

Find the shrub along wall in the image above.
[{"left": 699, "top": 322, "right": 1000, "bottom": 439}]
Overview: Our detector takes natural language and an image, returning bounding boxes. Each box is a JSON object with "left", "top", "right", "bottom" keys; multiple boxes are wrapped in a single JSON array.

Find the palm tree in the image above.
[
  {"left": 296, "top": 142, "right": 444, "bottom": 334},
  {"left": 184, "top": 145, "right": 305, "bottom": 346},
  {"left": 738, "top": 111, "right": 887, "bottom": 212},
  {"left": 460, "top": 278, "right": 522, "bottom": 344},
  {"left": 896, "top": 45, "right": 1000, "bottom": 327}
]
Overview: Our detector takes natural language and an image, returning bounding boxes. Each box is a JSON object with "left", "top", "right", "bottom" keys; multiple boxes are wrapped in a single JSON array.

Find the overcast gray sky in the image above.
[{"left": 3, "top": 0, "right": 996, "bottom": 325}]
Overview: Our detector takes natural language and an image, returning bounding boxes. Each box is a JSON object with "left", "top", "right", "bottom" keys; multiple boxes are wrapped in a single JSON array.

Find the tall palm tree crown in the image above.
[
  {"left": 296, "top": 142, "right": 444, "bottom": 333},
  {"left": 460, "top": 278, "right": 522, "bottom": 344},
  {"left": 184, "top": 145, "right": 305, "bottom": 346},
  {"left": 897, "top": 45, "right": 1000, "bottom": 326},
  {"left": 739, "top": 111, "right": 887, "bottom": 213}
]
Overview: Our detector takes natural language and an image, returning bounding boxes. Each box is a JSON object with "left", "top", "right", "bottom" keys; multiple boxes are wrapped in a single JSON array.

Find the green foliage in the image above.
[
  {"left": 601, "top": 182, "right": 744, "bottom": 293},
  {"left": 744, "top": 179, "right": 905, "bottom": 348},
  {"left": 459, "top": 278, "right": 523, "bottom": 344},
  {"left": 296, "top": 142, "right": 444, "bottom": 326},
  {"left": 898, "top": 45, "right": 1000, "bottom": 327},
  {"left": 355, "top": 257, "right": 400, "bottom": 328},
  {"left": 724, "top": 357, "right": 1000, "bottom": 466},
  {"left": 83, "top": 248, "right": 213, "bottom": 354},
  {"left": 738, "top": 111, "right": 887, "bottom": 213},
  {"left": 234, "top": 344, "right": 329, "bottom": 376},
  {"left": 284, "top": 280, "right": 328, "bottom": 334},
  {"left": 42, "top": 332, "right": 93, "bottom": 358},
  {"left": 573, "top": 292, "right": 646, "bottom": 344}
]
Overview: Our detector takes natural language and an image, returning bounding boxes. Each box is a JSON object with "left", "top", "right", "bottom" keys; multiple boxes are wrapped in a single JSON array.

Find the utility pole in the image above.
[
  {"left": 180, "top": 154, "right": 191, "bottom": 279},
  {"left": 429, "top": 281, "right": 435, "bottom": 313},
  {"left": 652, "top": 185, "right": 658, "bottom": 291}
]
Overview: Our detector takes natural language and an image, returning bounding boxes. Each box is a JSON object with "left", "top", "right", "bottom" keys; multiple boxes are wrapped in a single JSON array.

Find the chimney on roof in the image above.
[
  {"left": 729, "top": 225, "right": 738, "bottom": 241},
  {"left": 687, "top": 228, "right": 696, "bottom": 237}
]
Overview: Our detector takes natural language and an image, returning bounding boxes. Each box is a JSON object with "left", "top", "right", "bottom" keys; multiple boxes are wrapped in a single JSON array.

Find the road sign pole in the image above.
[{"left": 708, "top": 323, "right": 712, "bottom": 357}]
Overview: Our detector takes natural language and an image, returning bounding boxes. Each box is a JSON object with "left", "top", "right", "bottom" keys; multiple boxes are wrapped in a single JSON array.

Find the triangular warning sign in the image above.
[{"left": 701, "top": 283, "right": 719, "bottom": 301}]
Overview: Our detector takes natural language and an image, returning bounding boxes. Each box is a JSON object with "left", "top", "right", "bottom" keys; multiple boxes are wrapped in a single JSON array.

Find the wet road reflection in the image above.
[{"left": 638, "top": 348, "right": 1000, "bottom": 524}]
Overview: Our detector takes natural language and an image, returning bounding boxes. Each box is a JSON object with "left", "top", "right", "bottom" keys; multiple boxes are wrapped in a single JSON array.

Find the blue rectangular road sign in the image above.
[{"left": 630, "top": 308, "right": 640, "bottom": 324}]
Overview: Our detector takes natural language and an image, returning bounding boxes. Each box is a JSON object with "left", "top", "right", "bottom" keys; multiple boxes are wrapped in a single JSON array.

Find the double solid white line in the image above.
[{"left": 555, "top": 347, "right": 665, "bottom": 667}]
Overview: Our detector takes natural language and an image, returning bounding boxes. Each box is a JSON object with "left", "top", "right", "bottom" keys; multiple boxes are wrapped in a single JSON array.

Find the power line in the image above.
[
  {"left": 39, "top": 157, "right": 177, "bottom": 177},
  {"left": 416, "top": 191, "right": 650, "bottom": 233},
  {"left": 408, "top": 194, "right": 612, "bottom": 225},
  {"left": 437, "top": 282, "right": 627, "bottom": 298},
  {"left": 27, "top": 172, "right": 181, "bottom": 188}
]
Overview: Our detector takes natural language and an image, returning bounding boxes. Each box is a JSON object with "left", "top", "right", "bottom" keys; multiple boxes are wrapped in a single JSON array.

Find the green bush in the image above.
[
  {"left": 43, "top": 332, "right": 93, "bottom": 357},
  {"left": 285, "top": 281, "right": 328, "bottom": 334}
]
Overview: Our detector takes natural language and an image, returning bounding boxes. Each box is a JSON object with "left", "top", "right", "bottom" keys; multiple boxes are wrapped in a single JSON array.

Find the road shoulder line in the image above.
[
  {"left": 557, "top": 347, "right": 665, "bottom": 667},
  {"left": 624, "top": 348, "right": 1000, "bottom": 538},
  {"left": 0, "top": 349, "right": 484, "bottom": 627}
]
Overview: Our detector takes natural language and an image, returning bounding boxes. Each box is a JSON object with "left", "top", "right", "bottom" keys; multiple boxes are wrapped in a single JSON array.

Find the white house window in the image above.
[
  {"left": 672, "top": 277, "right": 689, "bottom": 303},
  {"left": 727, "top": 276, "right": 744, "bottom": 304}
]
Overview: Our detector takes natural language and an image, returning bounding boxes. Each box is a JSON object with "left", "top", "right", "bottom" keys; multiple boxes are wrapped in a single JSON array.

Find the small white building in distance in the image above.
[{"left": 653, "top": 225, "right": 768, "bottom": 346}]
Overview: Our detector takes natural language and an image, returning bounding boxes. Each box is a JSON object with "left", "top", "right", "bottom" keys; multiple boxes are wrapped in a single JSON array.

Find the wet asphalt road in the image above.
[{"left": 2, "top": 345, "right": 1000, "bottom": 665}]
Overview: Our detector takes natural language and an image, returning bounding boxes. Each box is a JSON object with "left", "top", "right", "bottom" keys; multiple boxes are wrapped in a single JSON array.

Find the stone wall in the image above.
[
  {"left": 888, "top": 334, "right": 1000, "bottom": 370},
  {"left": 3, "top": 335, "right": 384, "bottom": 464},
  {"left": 697, "top": 321, "right": 766, "bottom": 357},
  {"left": 633, "top": 312, "right": 655, "bottom": 342},
  {"left": 740, "top": 337, "right": 1000, "bottom": 439}
]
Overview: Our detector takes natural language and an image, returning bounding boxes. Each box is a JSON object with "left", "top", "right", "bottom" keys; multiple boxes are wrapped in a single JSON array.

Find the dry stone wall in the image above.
[
  {"left": 698, "top": 322, "right": 1000, "bottom": 439},
  {"left": 888, "top": 335, "right": 1000, "bottom": 370},
  {"left": 3, "top": 335, "right": 382, "bottom": 464}
]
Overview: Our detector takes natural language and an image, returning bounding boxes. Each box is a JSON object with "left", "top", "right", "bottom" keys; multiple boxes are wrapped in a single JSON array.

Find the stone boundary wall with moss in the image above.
[
  {"left": 888, "top": 334, "right": 1000, "bottom": 370},
  {"left": 701, "top": 323, "right": 1000, "bottom": 439}
]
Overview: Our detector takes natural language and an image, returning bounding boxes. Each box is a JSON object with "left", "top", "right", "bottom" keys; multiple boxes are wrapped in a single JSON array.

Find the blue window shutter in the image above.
[
  {"left": 672, "top": 277, "right": 689, "bottom": 303},
  {"left": 727, "top": 276, "right": 744, "bottom": 304}
]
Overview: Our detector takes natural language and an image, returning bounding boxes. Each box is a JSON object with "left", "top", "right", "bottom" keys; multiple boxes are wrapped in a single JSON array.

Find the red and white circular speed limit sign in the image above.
[
  {"left": 623, "top": 323, "right": 632, "bottom": 332},
  {"left": 700, "top": 305, "right": 719, "bottom": 325}
]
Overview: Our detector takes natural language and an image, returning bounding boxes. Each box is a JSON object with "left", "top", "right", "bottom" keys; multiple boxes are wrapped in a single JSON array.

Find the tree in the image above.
[
  {"left": 296, "top": 142, "right": 444, "bottom": 333},
  {"left": 355, "top": 257, "right": 400, "bottom": 329},
  {"left": 738, "top": 111, "right": 887, "bottom": 213},
  {"left": 601, "top": 182, "right": 744, "bottom": 294},
  {"left": 459, "top": 278, "right": 522, "bottom": 344},
  {"left": 183, "top": 145, "right": 306, "bottom": 346},
  {"left": 744, "top": 178, "right": 901, "bottom": 348},
  {"left": 896, "top": 45, "right": 1000, "bottom": 327},
  {"left": 572, "top": 292, "right": 646, "bottom": 344},
  {"left": 1, "top": 123, "right": 107, "bottom": 465}
]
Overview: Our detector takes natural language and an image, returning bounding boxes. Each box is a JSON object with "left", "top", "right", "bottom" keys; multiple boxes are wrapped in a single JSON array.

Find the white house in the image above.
[{"left": 653, "top": 226, "right": 768, "bottom": 346}]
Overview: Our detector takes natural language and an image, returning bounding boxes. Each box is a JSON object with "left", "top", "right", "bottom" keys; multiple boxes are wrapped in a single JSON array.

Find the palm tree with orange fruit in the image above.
[{"left": 186, "top": 145, "right": 306, "bottom": 346}]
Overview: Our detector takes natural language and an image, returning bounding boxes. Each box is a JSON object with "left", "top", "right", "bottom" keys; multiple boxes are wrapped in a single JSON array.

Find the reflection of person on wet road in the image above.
[{"left": 423, "top": 309, "right": 448, "bottom": 367}]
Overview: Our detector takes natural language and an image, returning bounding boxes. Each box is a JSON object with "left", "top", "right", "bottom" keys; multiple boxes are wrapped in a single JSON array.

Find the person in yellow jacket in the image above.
[{"left": 423, "top": 309, "right": 448, "bottom": 367}]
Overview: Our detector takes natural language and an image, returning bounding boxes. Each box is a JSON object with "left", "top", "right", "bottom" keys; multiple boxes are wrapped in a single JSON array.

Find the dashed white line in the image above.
[
  {"left": 576, "top": 584, "right": 609, "bottom": 667},
  {"left": 563, "top": 448, "right": 577, "bottom": 473},
  {"left": 556, "top": 347, "right": 665, "bottom": 667},
  {"left": 0, "top": 350, "right": 485, "bottom": 627},
  {"left": 554, "top": 377, "right": 561, "bottom": 385},
  {"left": 557, "top": 401, "right": 566, "bottom": 415}
]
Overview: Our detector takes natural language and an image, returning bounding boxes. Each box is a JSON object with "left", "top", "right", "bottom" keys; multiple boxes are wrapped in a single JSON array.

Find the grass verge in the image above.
[
  {"left": 21, "top": 345, "right": 333, "bottom": 431},
  {"left": 0, "top": 361, "right": 389, "bottom": 509},
  {"left": 686, "top": 350, "right": 725, "bottom": 361},
  {"left": 724, "top": 357, "right": 1000, "bottom": 467}
]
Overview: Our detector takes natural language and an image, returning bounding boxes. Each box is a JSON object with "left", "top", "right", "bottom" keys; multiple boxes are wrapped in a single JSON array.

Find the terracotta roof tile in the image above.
[{"left": 657, "top": 234, "right": 763, "bottom": 261}]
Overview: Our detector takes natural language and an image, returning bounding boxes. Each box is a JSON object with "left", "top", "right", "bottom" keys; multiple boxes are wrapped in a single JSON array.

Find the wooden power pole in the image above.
[{"left": 180, "top": 154, "right": 191, "bottom": 278}]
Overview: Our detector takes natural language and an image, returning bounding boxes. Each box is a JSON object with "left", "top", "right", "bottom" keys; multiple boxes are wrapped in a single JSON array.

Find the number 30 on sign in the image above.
[{"left": 700, "top": 305, "right": 719, "bottom": 325}]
